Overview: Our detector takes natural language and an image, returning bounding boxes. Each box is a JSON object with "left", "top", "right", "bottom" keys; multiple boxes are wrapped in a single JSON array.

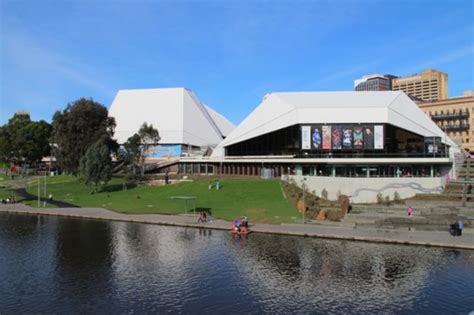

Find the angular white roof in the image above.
[
  {"left": 213, "top": 91, "right": 456, "bottom": 155},
  {"left": 109, "top": 88, "right": 235, "bottom": 146}
]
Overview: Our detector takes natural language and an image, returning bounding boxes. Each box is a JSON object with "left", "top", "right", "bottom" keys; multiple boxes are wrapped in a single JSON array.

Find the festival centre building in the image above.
[
  {"left": 109, "top": 87, "right": 235, "bottom": 159},
  {"left": 180, "top": 91, "right": 464, "bottom": 203}
]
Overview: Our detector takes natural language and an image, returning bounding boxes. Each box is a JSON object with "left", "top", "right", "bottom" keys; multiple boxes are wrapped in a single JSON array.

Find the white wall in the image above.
[{"left": 285, "top": 175, "right": 446, "bottom": 204}]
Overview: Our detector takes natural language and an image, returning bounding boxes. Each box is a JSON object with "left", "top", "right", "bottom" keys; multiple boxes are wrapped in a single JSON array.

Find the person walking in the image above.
[{"left": 208, "top": 209, "right": 213, "bottom": 223}]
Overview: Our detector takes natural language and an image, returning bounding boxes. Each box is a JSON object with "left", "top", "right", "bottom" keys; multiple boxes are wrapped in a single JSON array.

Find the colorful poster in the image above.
[
  {"left": 322, "top": 125, "right": 331, "bottom": 149},
  {"left": 374, "top": 125, "right": 384, "bottom": 149},
  {"left": 363, "top": 126, "right": 374, "bottom": 149},
  {"left": 301, "top": 126, "right": 311, "bottom": 149},
  {"left": 332, "top": 126, "right": 342, "bottom": 149},
  {"left": 343, "top": 127, "right": 352, "bottom": 148},
  {"left": 353, "top": 127, "right": 363, "bottom": 149},
  {"left": 312, "top": 126, "right": 321, "bottom": 149}
]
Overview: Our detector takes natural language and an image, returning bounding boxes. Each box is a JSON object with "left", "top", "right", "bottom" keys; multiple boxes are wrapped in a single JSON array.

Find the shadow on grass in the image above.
[
  {"left": 195, "top": 207, "right": 211, "bottom": 212},
  {"left": 100, "top": 183, "right": 137, "bottom": 193}
]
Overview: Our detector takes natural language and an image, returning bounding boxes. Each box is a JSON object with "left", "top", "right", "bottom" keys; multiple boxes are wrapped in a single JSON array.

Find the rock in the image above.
[
  {"left": 297, "top": 199, "right": 305, "bottom": 213},
  {"left": 338, "top": 195, "right": 350, "bottom": 215},
  {"left": 316, "top": 210, "right": 326, "bottom": 221}
]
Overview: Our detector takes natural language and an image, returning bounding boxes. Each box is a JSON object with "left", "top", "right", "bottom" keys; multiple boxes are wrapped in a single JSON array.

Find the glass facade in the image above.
[{"left": 226, "top": 124, "right": 447, "bottom": 158}]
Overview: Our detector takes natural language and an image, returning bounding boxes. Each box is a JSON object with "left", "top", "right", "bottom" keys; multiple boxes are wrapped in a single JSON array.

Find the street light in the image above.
[{"left": 302, "top": 177, "right": 307, "bottom": 224}]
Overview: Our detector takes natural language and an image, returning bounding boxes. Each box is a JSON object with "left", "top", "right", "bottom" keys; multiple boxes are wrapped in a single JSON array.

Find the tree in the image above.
[
  {"left": 137, "top": 122, "right": 160, "bottom": 177},
  {"left": 51, "top": 98, "right": 117, "bottom": 175},
  {"left": 0, "top": 112, "right": 52, "bottom": 166},
  {"left": 117, "top": 122, "right": 160, "bottom": 179},
  {"left": 80, "top": 137, "right": 113, "bottom": 192}
]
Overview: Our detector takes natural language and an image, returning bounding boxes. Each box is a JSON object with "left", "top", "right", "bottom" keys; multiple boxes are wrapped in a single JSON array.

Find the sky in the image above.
[{"left": 1, "top": 0, "right": 473, "bottom": 126}]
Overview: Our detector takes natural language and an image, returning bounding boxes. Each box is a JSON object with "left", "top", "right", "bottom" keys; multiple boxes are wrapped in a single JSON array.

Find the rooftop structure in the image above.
[{"left": 109, "top": 88, "right": 235, "bottom": 147}]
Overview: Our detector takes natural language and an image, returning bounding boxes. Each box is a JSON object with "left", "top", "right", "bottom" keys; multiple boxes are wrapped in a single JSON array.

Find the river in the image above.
[{"left": 0, "top": 213, "right": 473, "bottom": 314}]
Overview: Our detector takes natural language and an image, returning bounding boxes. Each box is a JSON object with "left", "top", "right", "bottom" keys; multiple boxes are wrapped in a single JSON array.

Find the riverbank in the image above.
[{"left": 1, "top": 203, "right": 473, "bottom": 250}]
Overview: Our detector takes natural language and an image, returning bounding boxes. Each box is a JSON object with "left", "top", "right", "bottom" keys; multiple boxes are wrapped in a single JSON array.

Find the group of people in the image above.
[
  {"left": 1, "top": 195, "right": 16, "bottom": 204},
  {"left": 233, "top": 216, "right": 249, "bottom": 233},
  {"left": 197, "top": 209, "right": 212, "bottom": 223}
]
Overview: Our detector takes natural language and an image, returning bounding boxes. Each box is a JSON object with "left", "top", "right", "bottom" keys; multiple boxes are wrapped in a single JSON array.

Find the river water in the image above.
[{"left": 1, "top": 213, "right": 473, "bottom": 314}]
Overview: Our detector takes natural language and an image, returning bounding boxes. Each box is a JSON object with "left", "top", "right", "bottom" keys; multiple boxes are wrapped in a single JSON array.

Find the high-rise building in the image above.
[
  {"left": 354, "top": 74, "right": 397, "bottom": 91},
  {"left": 417, "top": 91, "right": 474, "bottom": 152},
  {"left": 392, "top": 69, "right": 448, "bottom": 101}
]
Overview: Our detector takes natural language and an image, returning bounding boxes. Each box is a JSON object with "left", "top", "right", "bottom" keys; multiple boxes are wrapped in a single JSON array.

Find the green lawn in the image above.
[{"left": 25, "top": 175, "right": 298, "bottom": 224}]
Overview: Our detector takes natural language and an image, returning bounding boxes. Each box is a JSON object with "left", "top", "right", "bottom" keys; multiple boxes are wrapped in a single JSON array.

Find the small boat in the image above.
[{"left": 230, "top": 227, "right": 252, "bottom": 235}]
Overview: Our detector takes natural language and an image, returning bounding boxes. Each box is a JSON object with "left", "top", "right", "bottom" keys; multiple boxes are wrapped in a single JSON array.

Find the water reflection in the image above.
[{"left": 1, "top": 213, "right": 473, "bottom": 314}]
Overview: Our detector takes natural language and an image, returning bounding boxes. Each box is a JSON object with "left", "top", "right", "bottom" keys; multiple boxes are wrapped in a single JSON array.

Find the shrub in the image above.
[
  {"left": 376, "top": 192, "right": 383, "bottom": 204},
  {"left": 326, "top": 209, "right": 343, "bottom": 222},
  {"left": 321, "top": 188, "right": 328, "bottom": 200},
  {"left": 393, "top": 191, "right": 401, "bottom": 204},
  {"left": 384, "top": 195, "right": 391, "bottom": 206}
]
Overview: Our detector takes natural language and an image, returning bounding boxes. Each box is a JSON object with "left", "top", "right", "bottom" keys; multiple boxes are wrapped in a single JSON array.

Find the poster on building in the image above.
[
  {"left": 425, "top": 137, "right": 440, "bottom": 154},
  {"left": 363, "top": 126, "right": 374, "bottom": 149},
  {"left": 332, "top": 126, "right": 342, "bottom": 149},
  {"left": 353, "top": 126, "right": 363, "bottom": 149},
  {"left": 343, "top": 127, "right": 352, "bottom": 148},
  {"left": 322, "top": 125, "right": 331, "bottom": 149},
  {"left": 301, "top": 126, "right": 311, "bottom": 149},
  {"left": 311, "top": 126, "right": 322, "bottom": 149},
  {"left": 374, "top": 125, "right": 384, "bottom": 149}
]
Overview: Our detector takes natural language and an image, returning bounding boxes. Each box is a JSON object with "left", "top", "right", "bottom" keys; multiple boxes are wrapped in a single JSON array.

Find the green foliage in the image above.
[
  {"left": 0, "top": 112, "right": 52, "bottom": 166},
  {"left": 321, "top": 188, "right": 328, "bottom": 200},
  {"left": 51, "top": 98, "right": 117, "bottom": 175},
  {"left": 80, "top": 138, "right": 113, "bottom": 191},
  {"left": 376, "top": 192, "right": 383, "bottom": 204},
  {"left": 393, "top": 191, "right": 401, "bottom": 203},
  {"left": 137, "top": 122, "right": 160, "bottom": 176}
]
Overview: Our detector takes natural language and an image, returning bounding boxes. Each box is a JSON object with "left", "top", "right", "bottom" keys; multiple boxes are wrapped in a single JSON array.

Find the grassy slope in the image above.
[{"left": 25, "top": 176, "right": 298, "bottom": 224}]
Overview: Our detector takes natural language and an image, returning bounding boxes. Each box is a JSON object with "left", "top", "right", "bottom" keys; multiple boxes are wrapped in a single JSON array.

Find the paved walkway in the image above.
[{"left": 0, "top": 203, "right": 473, "bottom": 250}]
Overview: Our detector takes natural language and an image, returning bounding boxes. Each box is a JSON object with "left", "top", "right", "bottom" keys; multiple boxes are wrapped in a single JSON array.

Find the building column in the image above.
[
  {"left": 332, "top": 166, "right": 336, "bottom": 177},
  {"left": 430, "top": 165, "right": 434, "bottom": 177}
]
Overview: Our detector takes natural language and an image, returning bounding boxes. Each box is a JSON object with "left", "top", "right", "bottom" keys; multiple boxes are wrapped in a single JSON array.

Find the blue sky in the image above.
[{"left": 1, "top": 0, "right": 473, "bottom": 126}]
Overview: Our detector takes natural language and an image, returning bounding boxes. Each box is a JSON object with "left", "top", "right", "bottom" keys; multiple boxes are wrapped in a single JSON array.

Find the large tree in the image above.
[
  {"left": 138, "top": 122, "right": 160, "bottom": 176},
  {"left": 80, "top": 137, "right": 113, "bottom": 192},
  {"left": 118, "top": 122, "right": 160, "bottom": 178},
  {"left": 0, "top": 112, "right": 52, "bottom": 166},
  {"left": 51, "top": 98, "right": 117, "bottom": 175}
]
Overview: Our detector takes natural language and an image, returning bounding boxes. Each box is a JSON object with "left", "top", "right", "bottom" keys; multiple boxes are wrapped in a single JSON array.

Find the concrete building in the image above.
[
  {"left": 109, "top": 87, "right": 235, "bottom": 158},
  {"left": 392, "top": 69, "right": 448, "bottom": 101},
  {"left": 180, "top": 91, "right": 462, "bottom": 203},
  {"left": 354, "top": 74, "right": 397, "bottom": 91},
  {"left": 417, "top": 91, "right": 474, "bottom": 152}
]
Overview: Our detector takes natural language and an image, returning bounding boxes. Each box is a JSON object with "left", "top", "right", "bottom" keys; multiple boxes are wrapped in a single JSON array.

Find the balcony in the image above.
[
  {"left": 431, "top": 111, "right": 470, "bottom": 120},
  {"left": 443, "top": 123, "right": 470, "bottom": 131}
]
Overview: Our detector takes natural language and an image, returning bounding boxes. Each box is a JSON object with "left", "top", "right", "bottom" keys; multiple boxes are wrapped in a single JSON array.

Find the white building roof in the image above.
[
  {"left": 212, "top": 91, "right": 457, "bottom": 156},
  {"left": 109, "top": 88, "right": 235, "bottom": 146}
]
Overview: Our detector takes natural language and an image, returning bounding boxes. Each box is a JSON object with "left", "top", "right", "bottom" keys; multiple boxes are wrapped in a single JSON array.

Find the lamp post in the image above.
[{"left": 302, "top": 177, "right": 307, "bottom": 224}]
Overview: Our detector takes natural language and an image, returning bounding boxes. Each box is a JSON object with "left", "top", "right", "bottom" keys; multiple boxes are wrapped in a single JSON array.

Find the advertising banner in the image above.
[
  {"left": 322, "top": 125, "right": 331, "bottom": 149},
  {"left": 301, "top": 126, "right": 311, "bottom": 149},
  {"left": 363, "top": 126, "right": 374, "bottom": 149},
  {"left": 353, "top": 127, "right": 363, "bottom": 149},
  {"left": 332, "top": 126, "right": 342, "bottom": 150},
  {"left": 374, "top": 125, "right": 384, "bottom": 149},
  {"left": 311, "top": 126, "right": 322, "bottom": 149},
  {"left": 342, "top": 127, "right": 352, "bottom": 148}
]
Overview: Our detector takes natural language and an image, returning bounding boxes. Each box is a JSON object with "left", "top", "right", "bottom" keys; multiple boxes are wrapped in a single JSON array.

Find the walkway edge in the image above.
[{"left": 1, "top": 205, "right": 473, "bottom": 250}]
